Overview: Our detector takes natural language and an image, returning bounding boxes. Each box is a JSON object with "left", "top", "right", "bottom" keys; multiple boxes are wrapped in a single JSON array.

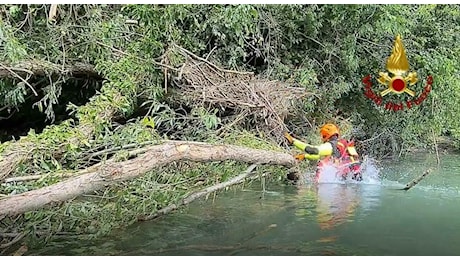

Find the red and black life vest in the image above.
[{"left": 316, "top": 138, "right": 362, "bottom": 181}]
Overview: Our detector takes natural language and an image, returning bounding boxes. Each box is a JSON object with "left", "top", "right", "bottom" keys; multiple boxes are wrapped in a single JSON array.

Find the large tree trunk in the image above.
[{"left": 0, "top": 141, "right": 295, "bottom": 218}]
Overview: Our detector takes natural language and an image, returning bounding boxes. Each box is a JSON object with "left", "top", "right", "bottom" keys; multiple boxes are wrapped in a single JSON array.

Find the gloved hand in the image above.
[
  {"left": 284, "top": 132, "right": 294, "bottom": 145},
  {"left": 294, "top": 154, "right": 305, "bottom": 161}
]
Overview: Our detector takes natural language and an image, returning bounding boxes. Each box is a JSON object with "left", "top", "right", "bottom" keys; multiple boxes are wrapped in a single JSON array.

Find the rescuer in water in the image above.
[{"left": 284, "top": 123, "right": 362, "bottom": 182}]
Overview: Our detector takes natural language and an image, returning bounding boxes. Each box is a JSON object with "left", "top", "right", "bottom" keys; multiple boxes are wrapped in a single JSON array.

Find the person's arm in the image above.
[
  {"left": 284, "top": 133, "right": 333, "bottom": 160},
  {"left": 294, "top": 141, "right": 333, "bottom": 160}
]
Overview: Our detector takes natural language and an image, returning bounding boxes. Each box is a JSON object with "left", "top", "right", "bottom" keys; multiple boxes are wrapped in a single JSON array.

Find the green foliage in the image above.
[
  {"left": 2, "top": 4, "right": 460, "bottom": 252},
  {"left": 140, "top": 116, "right": 155, "bottom": 129},
  {"left": 192, "top": 107, "right": 221, "bottom": 130},
  {"left": 220, "top": 129, "right": 283, "bottom": 151},
  {"left": 0, "top": 4, "right": 459, "bottom": 154},
  {"left": 0, "top": 20, "right": 28, "bottom": 62},
  {"left": 1, "top": 79, "right": 26, "bottom": 108}
]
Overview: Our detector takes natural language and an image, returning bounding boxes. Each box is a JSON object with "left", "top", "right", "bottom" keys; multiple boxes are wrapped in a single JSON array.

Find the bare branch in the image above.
[
  {"left": 139, "top": 163, "right": 259, "bottom": 221},
  {"left": 0, "top": 60, "right": 102, "bottom": 80},
  {"left": 173, "top": 43, "right": 254, "bottom": 76},
  {"left": 4, "top": 175, "right": 42, "bottom": 183},
  {"left": 48, "top": 4, "right": 58, "bottom": 23},
  {"left": 95, "top": 41, "right": 179, "bottom": 72}
]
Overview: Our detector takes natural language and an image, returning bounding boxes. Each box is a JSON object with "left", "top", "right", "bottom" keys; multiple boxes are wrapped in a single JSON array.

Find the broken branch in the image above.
[
  {"left": 139, "top": 163, "right": 259, "bottom": 221},
  {"left": 401, "top": 169, "right": 432, "bottom": 191}
]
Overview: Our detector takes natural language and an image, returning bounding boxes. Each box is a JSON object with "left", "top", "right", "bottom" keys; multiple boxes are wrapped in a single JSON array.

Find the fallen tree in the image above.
[{"left": 0, "top": 140, "right": 296, "bottom": 218}]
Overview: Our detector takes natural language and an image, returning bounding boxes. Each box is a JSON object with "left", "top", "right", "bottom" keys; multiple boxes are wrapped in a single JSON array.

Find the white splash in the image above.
[
  {"left": 316, "top": 163, "right": 342, "bottom": 184},
  {"left": 359, "top": 156, "right": 382, "bottom": 185},
  {"left": 315, "top": 156, "right": 382, "bottom": 185}
]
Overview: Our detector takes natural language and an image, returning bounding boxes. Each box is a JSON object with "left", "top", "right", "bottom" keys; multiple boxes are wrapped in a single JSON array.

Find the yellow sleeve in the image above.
[
  {"left": 292, "top": 139, "right": 333, "bottom": 161},
  {"left": 292, "top": 139, "right": 308, "bottom": 151},
  {"left": 317, "top": 142, "right": 333, "bottom": 157},
  {"left": 304, "top": 153, "right": 320, "bottom": 160}
]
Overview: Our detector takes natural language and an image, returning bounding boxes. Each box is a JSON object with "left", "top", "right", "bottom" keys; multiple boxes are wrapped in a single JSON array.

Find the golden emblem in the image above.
[{"left": 378, "top": 34, "right": 418, "bottom": 97}]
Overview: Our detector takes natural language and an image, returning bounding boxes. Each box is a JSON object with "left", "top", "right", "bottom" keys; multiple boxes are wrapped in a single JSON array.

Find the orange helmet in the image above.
[{"left": 320, "top": 123, "right": 339, "bottom": 142}]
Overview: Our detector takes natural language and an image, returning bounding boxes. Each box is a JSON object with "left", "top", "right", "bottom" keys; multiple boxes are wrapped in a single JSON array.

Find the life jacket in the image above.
[{"left": 316, "top": 138, "right": 362, "bottom": 181}]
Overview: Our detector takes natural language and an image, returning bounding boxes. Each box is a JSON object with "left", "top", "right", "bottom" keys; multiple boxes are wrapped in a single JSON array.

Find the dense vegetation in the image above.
[{"left": 0, "top": 4, "right": 459, "bottom": 254}]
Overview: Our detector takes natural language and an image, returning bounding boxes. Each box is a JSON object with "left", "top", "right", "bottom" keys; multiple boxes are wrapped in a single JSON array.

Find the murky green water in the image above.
[{"left": 29, "top": 153, "right": 460, "bottom": 255}]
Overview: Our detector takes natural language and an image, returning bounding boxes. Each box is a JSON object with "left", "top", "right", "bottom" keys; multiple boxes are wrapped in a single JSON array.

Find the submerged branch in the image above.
[
  {"left": 139, "top": 163, "right": 259, "bottom": 221},
  {"left": 153, "top": 243, "right": 299, "bottom": 254},
  {"left": 401, "top": 169, "right": 432, "bottom": 191}
]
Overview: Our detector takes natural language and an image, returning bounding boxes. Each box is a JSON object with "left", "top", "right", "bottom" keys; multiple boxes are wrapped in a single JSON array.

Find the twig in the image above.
[
  {"left": 177, "top": 63, "right": 185, "bottom": 81},
  {"left": 216, "top": 110, "right": 249, "bottom": 136},
  {"left": 0, "top": 66, "right": 34, "bottom": 75},
  {"left": 300, "top": 32, "right": 341, "bottom": 61},
  {"left": 205, "top": 46, "right": 217, "bottom": 60},
  {"left": 48, "top": 4, "right": 58, "bottom": 23},
  {"left": 0, "top": 63, "right": 38, "bottom": 96},
  {"left": 0, "top": 109, "right": 16, "bottom": 120},
  {"left": 125, "top": 19, "right": 138, "bottom": 25},
  {"left": 301, "top": 33, "right": 326, "bottom": 48},
  {"left": 164, "top": 67, "right": 168, "bottom": 94},
  {"left": 432, "top": 129, "right": 440, "bottom": 166},
  {"left": 0, "top": 233, "right": 20, "bottom": 238},
  {"left": 13, "top": 5, "right": 31, "bottom": 32},
  {"left": 173, "top": 43, "right": 254, "bottom": 76},
  {"left": 397, "top": 140, "right": 406, "bottom": 159},
  {"left": 81, "top": 194, "right": 118, "bottom": 199},
  {"left": 61, "top": 35, "right": 66, "bottom": 72},
  {"left": 95, "top": 41, "right": 179, "bottom": 72},
  {"left": 360, "top": 130, "right": 387, "bottom": 143},
  {"left": 81, "top": 140, "right": 158, "bottom": 161},
  {"left": 357, "top": 36, "right": 388, "bottom": 48},
  {"left": 4, "top": 175, "right": 42, "bottom": 183},
  {"left": 192, "top": 59, "right": 217, "bottom": 85},
  {"left": 139, "top": 164, "right": 259, "bottom": 221},
  {"left": 0, "top": 232, "right": 26, "bottom": 249},
  {"left": 432, "top": 96, "right": 440, "bottom": 166}
]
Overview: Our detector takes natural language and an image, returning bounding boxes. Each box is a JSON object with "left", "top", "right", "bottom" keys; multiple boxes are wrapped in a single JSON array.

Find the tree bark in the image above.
[
  {"left": 0, "top": 141, "right": 295, "bottom": 218},
  {"left": 401, "top": 169, "right": 432, "bottom": 191}
]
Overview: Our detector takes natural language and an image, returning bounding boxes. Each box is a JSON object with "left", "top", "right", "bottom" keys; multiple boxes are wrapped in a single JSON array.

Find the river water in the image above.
[{"left": 29, "top": 153, "right": 460, "bottom": 256}]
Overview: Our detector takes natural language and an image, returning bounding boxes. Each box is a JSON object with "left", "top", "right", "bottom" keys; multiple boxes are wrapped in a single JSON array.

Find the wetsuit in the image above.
[{"left": 292, "top": 135, "right": 362, "bottom": 181}]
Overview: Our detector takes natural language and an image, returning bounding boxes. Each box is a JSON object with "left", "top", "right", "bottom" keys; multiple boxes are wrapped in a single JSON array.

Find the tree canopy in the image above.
[{"left": 1, "top": 4, "right": 459, "bottom": 254}]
